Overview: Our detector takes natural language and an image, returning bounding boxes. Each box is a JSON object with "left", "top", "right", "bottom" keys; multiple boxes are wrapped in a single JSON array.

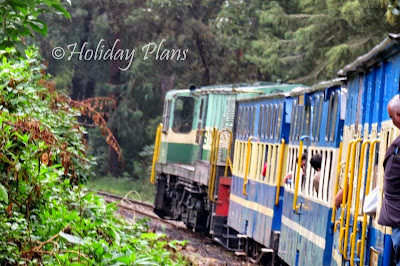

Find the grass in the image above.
[{"left": 87, "top": 176, "right": 155, "bottom": 203}]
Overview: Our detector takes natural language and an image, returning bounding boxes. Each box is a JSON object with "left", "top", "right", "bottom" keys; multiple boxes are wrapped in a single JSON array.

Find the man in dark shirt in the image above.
[{"left": 378, "top": 95, "right": 400, "bottom": 266}]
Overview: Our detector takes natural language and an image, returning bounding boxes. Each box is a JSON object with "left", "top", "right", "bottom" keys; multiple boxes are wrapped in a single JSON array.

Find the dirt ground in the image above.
[{"left": 117, "top": 208, "right": 255, "bottom": 266}]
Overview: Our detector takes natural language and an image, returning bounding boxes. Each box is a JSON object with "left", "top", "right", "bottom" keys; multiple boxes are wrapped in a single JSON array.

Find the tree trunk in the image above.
[{"left": 108, "top": 34, "right": 123, "bottom": 177}]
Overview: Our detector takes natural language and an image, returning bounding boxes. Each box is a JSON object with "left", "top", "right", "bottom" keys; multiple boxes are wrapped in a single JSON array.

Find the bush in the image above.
[{"left": 0, "top": 48, "right": 185, "bottom": 265}]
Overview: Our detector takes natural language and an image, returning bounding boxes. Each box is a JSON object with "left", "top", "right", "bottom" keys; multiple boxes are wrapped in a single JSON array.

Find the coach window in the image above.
[
  {"left": 245, "top": 107, "right": 250, "bottom": 137},
  {"left": 329, "top": 92, "right": 339, "bottom": 141},
  {"left": 296, "top": 105, "right": 304, "bottom": 140},
  {"left": 242, "top": 107, "right": 248, "bottom": 137},
  {"left": 271, "top": 105, "right": 276, "bottom": 139},
  {"left": 172, "top": 96, "right": 194, "bottom": 133},
  {"left": 263, "top": 105, "right": 269, "bottom": 138},
  {"left": 312, "top": 96, "right": 319, "bottom": 140},
  {"left": 243, "top": 107, "right": 248, "bottom": 137},
  {"left": 316, "top": 97, "right": 323, "bottom": 141},
  {"left": 237, "top": 107, "right": 242, "bottom": 137},
  {"left": 238, "top": 107, "right": 245, "bottom": 137},
  {"left": 325, "top": 93, "right": 334, "bottom": 140},
  {"left": 276, "top": 104, "right": 283, "bottom": 139},
  {"left": 269, "top": 105, "right": 275, "bottom": 138},
  {"left": 290, "top": 101, "right": 297, "bottom": 140},
  {"left": 259, "top": 105, "right": 264, "bottom": 137},
  {"left": 304, "top": 103, "right": 311, "bottom": 137},
  {"left": 266, "top": 105, "right": 271, "bottom": 139},
  {"left": 247, "top": 107, "right": 252, "bottom": 137},
  {"left": 162, "top": 100, "right": 171, "bottom": 132},
  {"left": 251, "top": 106, "right": 256, "bottom": 136}
]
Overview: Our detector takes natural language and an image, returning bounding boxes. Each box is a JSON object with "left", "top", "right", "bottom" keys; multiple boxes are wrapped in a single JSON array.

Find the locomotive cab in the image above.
[{"left": 158, "top": 91, "right": 200, "bottom": 165}]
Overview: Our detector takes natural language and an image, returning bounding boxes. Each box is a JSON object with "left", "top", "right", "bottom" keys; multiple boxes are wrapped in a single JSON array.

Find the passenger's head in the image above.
[
  {"left": 388, "top": 95, "right": 400, "bottom": 129},
  {"left": 310, "top": 153, "right": 322, "bottom": 171},
  {"left": 301, "top": 153, "right": 307, "bottom": 170}
]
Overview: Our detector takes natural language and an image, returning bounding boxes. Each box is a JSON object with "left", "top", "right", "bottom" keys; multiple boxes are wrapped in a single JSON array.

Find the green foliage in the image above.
[
  {"left": 0, "top": 0, "right": 71, "bottom": 53},
  {"left": 0, "top": 48, "right": 186, "bottom": 265},
  {"left": 214, "top": 0, "right": 397, "bottom": 84}
]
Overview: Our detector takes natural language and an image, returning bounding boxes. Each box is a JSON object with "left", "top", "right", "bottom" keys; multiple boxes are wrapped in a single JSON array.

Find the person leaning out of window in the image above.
[{"left": 310, "top": 154, "right": 322, "bottom": 194}]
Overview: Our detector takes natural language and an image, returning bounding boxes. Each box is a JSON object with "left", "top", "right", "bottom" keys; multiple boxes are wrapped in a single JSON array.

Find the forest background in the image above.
[{"left": 39, "top": 0, "right": 400, "bottom": 200}]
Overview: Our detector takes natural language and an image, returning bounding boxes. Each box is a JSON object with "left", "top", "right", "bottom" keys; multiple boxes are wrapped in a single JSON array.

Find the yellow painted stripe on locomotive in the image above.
[
  {"left": 229, "top": 194, "right": 274, "bottom": 218},
  {"left": 161, "top": 129, "right": 197, "bottom": 144},
  {"left": 281, "top": 215, "right": 326, "bottom": 249}
]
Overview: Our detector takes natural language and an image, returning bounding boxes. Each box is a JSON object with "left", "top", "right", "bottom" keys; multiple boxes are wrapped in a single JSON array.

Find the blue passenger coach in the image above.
[
  {"left": 229, "top": 85, "right": 304, "bottom": 262},
  {"left": 331, "top": 33, "right": 400, "bottom": 266},
  {"left": 278, "top": 81, "right": 345, "bottom": 266}
]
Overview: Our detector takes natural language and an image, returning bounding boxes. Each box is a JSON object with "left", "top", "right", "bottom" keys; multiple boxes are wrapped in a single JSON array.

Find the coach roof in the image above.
[{"left": 338, "top": 33, "right": 400, "bottom": 77}]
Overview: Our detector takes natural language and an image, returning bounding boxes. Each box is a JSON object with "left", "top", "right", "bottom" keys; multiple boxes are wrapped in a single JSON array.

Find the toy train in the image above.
[{"left": 150, "top": 33, "right": 400, "bottom": 265}]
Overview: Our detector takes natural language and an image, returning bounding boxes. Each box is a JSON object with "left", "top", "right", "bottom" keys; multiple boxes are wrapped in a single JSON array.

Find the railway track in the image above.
[
  {"left": 96, "top": 190, "right": 184, "bottom": 227},
  {"left": 96, "top": 190, "right": 253, "bottom": 265}
]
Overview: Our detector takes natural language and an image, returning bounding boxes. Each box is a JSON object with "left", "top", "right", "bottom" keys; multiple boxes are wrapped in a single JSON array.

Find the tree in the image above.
[
  {"left": 214, "top": 0, "right": 397, "bottom": 84},
  {"left": 39, "top": 0, "right": 242, "bottom": 177}
]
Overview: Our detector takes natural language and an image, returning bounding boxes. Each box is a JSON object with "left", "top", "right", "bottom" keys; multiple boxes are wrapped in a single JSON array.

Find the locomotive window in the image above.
[
  {"left": 325, "top": 93, "right": 334, "bottom": 140},
  {"left": 172, "top": 97, "right": 194, "bottom": 133},
  {"left": 263, "top": 105, "right": 269, "bottom": 138},
  {"left": 329, "top": 92, "right": 339, "bottom": 141},
  {"left": 316, "top": 97, "right": 323, "bottom": 141},
  {"left": 199, "top": 99, "right": 205, "bottom": 120},
  {"left": 259, "top": 105, "right": 264, "bottom": 137},
  {"left": 276, "top": 104, "right": 283, "bottom": 139},
  {"left": 162, "top": 100, "right": 171, "bottom": 132}
]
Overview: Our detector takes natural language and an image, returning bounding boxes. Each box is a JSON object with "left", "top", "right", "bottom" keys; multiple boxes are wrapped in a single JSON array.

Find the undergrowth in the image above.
[{"left": 0, "top": 47, "right": 186, "bottom": 265}]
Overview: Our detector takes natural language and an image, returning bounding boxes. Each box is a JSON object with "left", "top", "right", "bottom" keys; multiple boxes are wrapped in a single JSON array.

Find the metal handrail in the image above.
[
  {"left": 331, "top": 142, "right": 343, "bottom": 223},
  {"left": 150, "top": 123, "right": 163, "bottom": 184},
  {"left": 208, "top": 128, "right": 234, "bottom": 201},
  {"left": 243, "top": 136, "right": 255, "bottom": 196},
  {"left": 359, "top": 139, "right": 379, "bottom": 266},
  {"left": 208, "top": 128, "right": 218, "bottom": 201},
  {"left": 342, "top": 138, "right": 363, "bottom": 259},
  {"left": 350, "top": 140, "right": 371, "bottom": 265},
  {"left": 293, "top": 140, "right": 304, "bottom": 213},
  {"left": 275, "top": 139, "right": 285, "bottom": 206},
  {"left": 338, "top": 139, "right": 356, "bottom": 254}
]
